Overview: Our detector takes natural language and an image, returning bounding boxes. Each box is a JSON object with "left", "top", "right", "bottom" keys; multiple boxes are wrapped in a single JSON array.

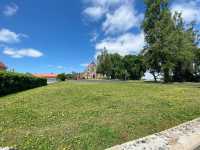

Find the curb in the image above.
[{"left": 106, "top": 118, "right": 200, "bottom": 150}]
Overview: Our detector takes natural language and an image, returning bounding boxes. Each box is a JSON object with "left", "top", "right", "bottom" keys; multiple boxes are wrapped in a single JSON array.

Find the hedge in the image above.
[{"left": 0, "top": 71, "right": 47, "bottom": 96}]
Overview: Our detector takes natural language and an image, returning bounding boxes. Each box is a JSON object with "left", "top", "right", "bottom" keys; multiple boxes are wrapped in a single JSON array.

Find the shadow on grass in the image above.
[
  {"left": 0, "top": 85, "right": 48, "bottom": 98},
  {"left": 144, "top": 80, "right": 200, "bottom": 88}
]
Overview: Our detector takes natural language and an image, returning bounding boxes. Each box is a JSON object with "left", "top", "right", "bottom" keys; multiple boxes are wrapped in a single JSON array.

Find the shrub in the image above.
[
  {"left": 0, "top": 71, "right": 47, "bottom": 96},
  {"left": 65, "top": 72, "right": 78, "bottom": 80},
  {"left": 57, "top": 73, "right": 66, "bottom": 81}
]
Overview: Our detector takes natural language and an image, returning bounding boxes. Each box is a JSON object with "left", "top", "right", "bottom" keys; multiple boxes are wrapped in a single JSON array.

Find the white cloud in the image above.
[
  {"left": 57, "top": 66, "right": 65, "bottom": 69},
  {"left": 90, "top": 31, "right": 99, "bottom": 42},
  {"left": 3, "top": 48, "right": 43, "bottom": 58},
  {"left": 83, "top": 6, "right": 106, "bottom": 20},
  {"left": 48, "top": 65, "right": 65, "bottom": 70},
  {"left": 3, "top": 3, "right": 18, "bottom": 17},
  {"left": 0, "top": 28, "right": 26, "bottom": 44},
  {"left": 89, "top": 0, "right": 122, "bottom": 6},
  {"left": 83, "top": 0, "right": 144, "bottom": 57},
  {"left": 96, "top": 32, "right": 145, "bottom": 56},
  {"left": 171, "top": 0, "right": 200, "bottom": 23},
  {"left": 84, "top": 0, "right": 123, "bottom": 9},
  {"left": 103, "top": 5, "right": 143, "bottom": 34},
  {"left": 83, "top": 0, "right": 126, "bottom": 20},
  {"left": 80, "top": 63, "right": 89, "bottom": 67}
]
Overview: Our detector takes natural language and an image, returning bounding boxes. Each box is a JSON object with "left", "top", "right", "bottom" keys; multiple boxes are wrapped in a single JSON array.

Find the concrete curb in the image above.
[
  {"left": 0, "top": 148, "right": 16, "bottom": 150},
  {"left": 106, "top": 118, "right": 200, "bottom": 150}
]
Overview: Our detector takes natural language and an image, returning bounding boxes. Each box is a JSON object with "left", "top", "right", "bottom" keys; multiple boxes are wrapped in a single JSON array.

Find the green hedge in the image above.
[{"left": 0, "top": 71, "right": 47, "bottom": 96}]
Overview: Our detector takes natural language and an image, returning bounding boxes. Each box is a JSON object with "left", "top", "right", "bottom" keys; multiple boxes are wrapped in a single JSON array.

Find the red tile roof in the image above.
[
  {"left": 33, "top": 73, "right": 58, "bottom": 78},
  {"left": 0, "top": 61, "right": 7, "bottom": 70}
]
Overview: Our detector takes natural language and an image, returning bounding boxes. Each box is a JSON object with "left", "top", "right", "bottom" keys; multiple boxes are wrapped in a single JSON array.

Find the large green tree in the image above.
[
  {"left": 142, "top": 0, "right": 200, "bottom": 82},
  {"left": 96, "top": 50, "right": 112, "bottom": 78},
  {"left": 170, "top": 14, "right": 197, "bottom": 82},
  {"left": 123, "top": 55, "right": 146, "bottom": 80},
  {"left": 142, "top": 0, "right": 175, "bottom": 82},
  {"left": 97, "top": 51, "right": 146, "bottom": 80},
  {"left": 109, "top": 53, "right": 125, "bottom": 79}
]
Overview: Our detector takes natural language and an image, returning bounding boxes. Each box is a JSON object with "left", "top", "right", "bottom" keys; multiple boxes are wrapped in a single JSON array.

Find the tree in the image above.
[
  {"left": 142, "top": 0, "right": 171, "bottom": 81},
  {"left": 97, "top": 50, "right": 112, "bottom": 78},
  {"left": 57, "top": 73, "right": 66, "bottom": 81},
  {"left": 142, "top": 0, "right": 196, "bottom": 82},
  {"left": 168, "top": 13, "right": 197, "bottom": 82},
  {"left": 123, "top": 55, "right": 146, "bottom": 80},
  {"left": 194, "top": 48, "right": 200, "bottom": 81},
  {"left": 96, "top": 50, "right": 147, "bottom": 80},
  {"left": 189, "top": 22, "right": 200, "bottom": 81},
  {"left": 65, "top": 73, "right": 74, "bottom": 80},
  {"left": 109, "top": 53, "right": 125, "bottom": 79},
  {"left": 97, "top": 51, "right": 127, "bottom": 80}
]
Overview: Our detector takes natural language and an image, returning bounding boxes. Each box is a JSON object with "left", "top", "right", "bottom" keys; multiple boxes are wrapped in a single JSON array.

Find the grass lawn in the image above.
[{"left": 1, "top": 81, "right": 200, "bottom": 150}]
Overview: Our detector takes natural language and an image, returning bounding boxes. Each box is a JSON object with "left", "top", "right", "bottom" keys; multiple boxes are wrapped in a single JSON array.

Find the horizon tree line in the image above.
[{"left": 96, "top": 0, "right": 200, "bottom": 82}]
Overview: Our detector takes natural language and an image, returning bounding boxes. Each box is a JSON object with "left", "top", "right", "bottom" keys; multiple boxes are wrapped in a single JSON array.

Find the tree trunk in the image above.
[
  {"left": 164, "top": 68, "right": 171, "bottom": 83},
  {"left": 152, "top": 72, "right": 157, "bottom": 82}
]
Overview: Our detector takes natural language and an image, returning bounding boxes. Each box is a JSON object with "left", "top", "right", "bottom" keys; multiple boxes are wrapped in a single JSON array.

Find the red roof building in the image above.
[
  {"left": 0, "top": 61, "right": 7, "bottom": 71},
  {"left": 33, "top": 73, "right": 58, "bottom": 78}
]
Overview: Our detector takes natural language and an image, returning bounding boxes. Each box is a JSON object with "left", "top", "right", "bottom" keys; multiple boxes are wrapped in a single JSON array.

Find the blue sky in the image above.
[{"left": 0, "top": 0, "right": 199, "bottom": 74}]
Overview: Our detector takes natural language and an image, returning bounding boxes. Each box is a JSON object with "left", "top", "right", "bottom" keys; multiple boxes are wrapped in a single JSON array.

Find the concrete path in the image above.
[{"left": 107, "top": 118, "right": 200, "bottom": 150}]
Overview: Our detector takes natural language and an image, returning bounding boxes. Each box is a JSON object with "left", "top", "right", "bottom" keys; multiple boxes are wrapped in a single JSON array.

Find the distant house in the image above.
[
  {"left": 33, "top": 73, "right": 58, "bottom": 84},
  {"left": 0, "top": 61, "right": 7, "bottom": 71}
]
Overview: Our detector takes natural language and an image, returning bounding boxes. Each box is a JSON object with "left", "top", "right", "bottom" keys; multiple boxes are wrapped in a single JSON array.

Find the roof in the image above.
[
  {"left": 88, "top": 61, "right": 96, "bottom": 67},
  {"left": 0, "top": 61, "right": 7, "bottom": 70},
  {"left": 33, "top": 73, "right": 58, "bottom": 78}
]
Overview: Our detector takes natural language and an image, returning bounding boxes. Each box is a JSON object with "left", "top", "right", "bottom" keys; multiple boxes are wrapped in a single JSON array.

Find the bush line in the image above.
[{"left": 0, "top": 71, "right": 47, "bottom": 96}]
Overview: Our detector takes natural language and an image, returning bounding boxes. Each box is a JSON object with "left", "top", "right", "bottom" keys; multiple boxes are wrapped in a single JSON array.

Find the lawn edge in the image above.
[{"left": 106, "top": 118, "right": 200, "bottom": 150}]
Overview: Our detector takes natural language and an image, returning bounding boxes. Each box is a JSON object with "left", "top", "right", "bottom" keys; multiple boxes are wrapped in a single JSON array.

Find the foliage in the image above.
[
  {"left": 109, "top": 53, "right": 125, "bottom": 79},
  {"left": 65, "top": 73, "right": 74, "bottom": 80},
  {"left": 96, "top": 0, "right": 200, "bottom": 83},
  {"left": 61, "top": 72, "right": 79, "bottom": 80},
  {"left": 142, "top": 0, "right": 200, "bottom": 82},
  {"left": 57, "top": 73, "right": 66, "bottom": 81},
  {"left": 1, "top": 81, "right": 200, "bottom": 149},
  {"left": 97, "top": 50, "right": 112, "bottom": 77},
  {"left": 56, "top": 72, "right": 79, "bottom": 81},
  {"left": 194, "top": 48, "right": 200, "bottom": 81},
  {"left": 142, "top": 0, "right": 174, "bottom": 82},
  {"left": 0, "top": 71, "right": 47, "bottom": 96},
  {"left": 123, "top": 55, "right": 146, "bottom": 80},
  {"left": 97, "top": 51, "right": 146, "bottom": 80}
]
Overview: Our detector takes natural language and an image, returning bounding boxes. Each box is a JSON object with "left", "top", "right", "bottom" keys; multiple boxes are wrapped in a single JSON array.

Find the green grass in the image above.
[{"left": 1, "top": 81, "right": 200, "bottom": 150}]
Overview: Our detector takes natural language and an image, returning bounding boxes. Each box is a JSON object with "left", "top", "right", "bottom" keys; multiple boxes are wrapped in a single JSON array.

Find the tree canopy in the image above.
[
  {"left": 96, "top": 0, "right": 200, "bottom": 83},
  {"left": 142, "top": 0, "right": 200, "bottom": 82},
  {"left": 97, "top": 50, "right": 146, "bottom": 80}
]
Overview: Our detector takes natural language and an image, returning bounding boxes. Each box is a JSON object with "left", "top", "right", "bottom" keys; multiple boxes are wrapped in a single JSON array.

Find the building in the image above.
[
  {"left": 33, "top": 73, "right": 58, "bottom": 84},
  {"left": 80, "top": 61, "right": 104, "bottom": 79},
  {"left": 86, "top": 61, "right": 97, "bottom": 79},
  {"left": 0, "top": 61, "right": 7, "bottom": 71}
]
